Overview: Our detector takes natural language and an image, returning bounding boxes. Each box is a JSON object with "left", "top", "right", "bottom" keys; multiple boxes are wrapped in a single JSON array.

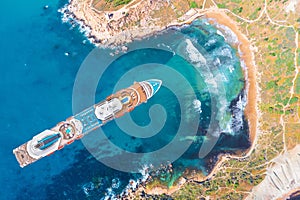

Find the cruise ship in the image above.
[{"left": 13, "top": 79, "right": 162, "bottom": 168}]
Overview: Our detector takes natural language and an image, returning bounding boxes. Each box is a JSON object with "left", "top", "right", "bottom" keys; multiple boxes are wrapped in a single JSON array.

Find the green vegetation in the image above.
[
  {"left": 298, "top": 49, "right": 300, "bottom": 66},
  {"left": 217, "top": 3, "right": 226, "bottom": 8},
  {"left": 233, "top": 7, "right": 243, "bottom": 14},
  {"left": 249, "top": 8, "right": 260, "bottom": 20},
  {"left": 290, "top": 96, "right": 299, "bottom": 104},
  {"left": 86, "top": 0, "right": 299, "bottom": 198},
  {"left": 296, "top": 75, "right": 300, "bottom": 94},
  {"left": 189, "top": 1, "right": 198, "bottom": 8},
  {"left": 174, "top": 0, "right": 298, "bottom": 198},
  {"left": 173, "top": 165, "right": 266, "bottom": 199},
  {"left": 105, "top": 0, "right": 132, "bottom": 7},
  {"left": 265, "top": 80, "right": 277, "bottom": 89}
]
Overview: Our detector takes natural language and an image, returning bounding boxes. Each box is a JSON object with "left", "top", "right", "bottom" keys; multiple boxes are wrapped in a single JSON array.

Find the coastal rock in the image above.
[
  {"left": 178, "top": 177, "right": 186, "bottom": 186},
  {"left": 246, "top": 145, "right": 300, "bottom": 199},
  {"left": 63, "top": 0, "right": 176, "bottom": 47}
]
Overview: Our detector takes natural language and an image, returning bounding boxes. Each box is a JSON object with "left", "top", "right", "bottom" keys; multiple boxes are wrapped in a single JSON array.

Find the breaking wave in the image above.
[
  {"left": 58, "top": 1, "right": 93, "bottom": 43},
  {"left": 185, "top": 39, "right": 207, "bottom": 65},
  {"left": 193, "top": 99, "right": 202, "bottom": 113},
  {"left": 213, "top": 22, "right": 239, "bottom": 45}
]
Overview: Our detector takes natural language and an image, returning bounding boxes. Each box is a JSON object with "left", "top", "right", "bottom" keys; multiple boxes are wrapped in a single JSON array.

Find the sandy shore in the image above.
[
  {"left": 136, "top": 10, "right": 259, "bottom": 196},
  {"left": 204, "top": 9, "right": 258, "bottom": 154}
]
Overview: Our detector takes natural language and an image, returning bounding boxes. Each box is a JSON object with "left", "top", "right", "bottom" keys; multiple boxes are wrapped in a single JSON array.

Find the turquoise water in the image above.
[{"left": 0, "top": 0, "right": 249, "bottom": 199}]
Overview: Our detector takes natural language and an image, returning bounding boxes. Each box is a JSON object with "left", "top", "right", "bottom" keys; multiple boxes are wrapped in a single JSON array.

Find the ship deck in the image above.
[
  {"left": 13, "top": 80, "right": 161, "bottom": 168},
  {"left": 74, "top": 106, "right": 101, "bottom": 134}
]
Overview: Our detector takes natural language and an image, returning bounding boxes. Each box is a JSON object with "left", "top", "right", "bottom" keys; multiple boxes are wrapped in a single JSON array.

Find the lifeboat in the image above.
[
  {"left": 67, "top": 140, "right": 74, "bottom": 145},
  {"left": 76, "top": 134, "right": 83, "bottom": 140},
  {"left": 106, "top": 95, "right": 114, "bottom": 101},
  {"left": 128, "top": 107, "right": 134, "bottom": 112},
  {"left": 58, "top": 145, "right": 64, "bottom": 150},
  {"left": 47, "top": 151, "right": 55, "bottom": 156}
]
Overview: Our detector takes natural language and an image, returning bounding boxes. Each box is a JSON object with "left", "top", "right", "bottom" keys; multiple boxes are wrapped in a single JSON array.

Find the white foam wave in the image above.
[
  {"left": 111, "top": 178, "right": 121, "bottom": 189},
  {"left": 82, "top": 182, "right": 95, "bottom": 196},
  {"left": 58, "top": 2, "right": 93, "bottom": 43},
  {"left": 204, "top": 77, "right": 218, "bottom": 89},
  {"left": 204, "top": 38, "right": 217, "bottom": 47},
  {"left": 228, "top": 65, "right": 234, "bottom": 73},
  {"left": 214, "top": 24, "right": 239, "bottom": 45},
  {"left": 213, "top": 57, "right": 221, "bottom": 67},
  {"left": 117, "top": 164, "right": 151, "bottom": 198},
  {"left": 216, "top": 73, "right": 228, "bottom": 82},
  {"left": 231, "top": 93, "right": 247, "bottom": 133},
  {"left": 215, "top": 46, "right": 233, "bottom": 59},
  {"left": 216, "top": 30, "right": 225, "bottom": 38},
  {"left": 102, "top": 187, "right": 116, "bottom": 200},
  {"left": 57, "top": 2, "right": 70, "bottom": 23},
  {"left": 158, "top": 43, "right": 176, "bottom": 55},
  {"left": 185, "top": 39, "right": 207, "bottom": 65},
  {"left": 193, "top": 99, "right": 202, "bottom": 113}
]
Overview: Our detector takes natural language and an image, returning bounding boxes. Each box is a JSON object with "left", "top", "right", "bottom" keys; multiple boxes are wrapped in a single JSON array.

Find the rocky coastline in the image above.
[{"left": 59, "top": 1, "right": 259, "bottom": 198}]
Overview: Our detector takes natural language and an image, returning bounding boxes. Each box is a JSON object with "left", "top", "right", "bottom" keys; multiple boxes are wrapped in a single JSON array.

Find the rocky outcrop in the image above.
[{"left": 246, "top": 145, "right": 300, "bottom": 199}]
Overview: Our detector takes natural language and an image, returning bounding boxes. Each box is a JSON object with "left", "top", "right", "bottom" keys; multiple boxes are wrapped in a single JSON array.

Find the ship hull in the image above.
[{"left": 13, "top": 80, "right": 162, "bottom": 168}]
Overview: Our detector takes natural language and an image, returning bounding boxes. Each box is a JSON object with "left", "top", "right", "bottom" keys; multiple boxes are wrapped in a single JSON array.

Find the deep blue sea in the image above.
[{"left": 0, "top": 0, "right": 250, "bottom": 199}]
